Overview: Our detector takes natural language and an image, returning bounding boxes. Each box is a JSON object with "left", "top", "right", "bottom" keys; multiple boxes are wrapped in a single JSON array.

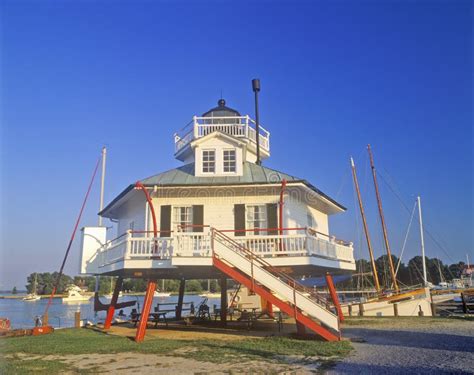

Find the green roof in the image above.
[
  {"left": 140, "top": 162, "right": 298, "bottom": 185},
  {"left": 100, "top": 162, "right": 345, "bottom": 215}
]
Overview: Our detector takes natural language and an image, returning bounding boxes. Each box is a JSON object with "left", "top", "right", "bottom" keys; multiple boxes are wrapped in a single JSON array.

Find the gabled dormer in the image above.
[{"left": 174, "top": 99, "right": 271, "bottom": 173}]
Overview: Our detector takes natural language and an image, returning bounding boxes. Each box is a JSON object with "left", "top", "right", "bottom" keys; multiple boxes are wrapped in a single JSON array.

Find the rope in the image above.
[
  {"left": 376, "top": 170, "right": 457, "bottom": 276},
  {"left": 43, "top": 155, "right": 102, "bottom": 319},
  {"left": 395, "top": 200, "right": 417, "bottom": 276}
]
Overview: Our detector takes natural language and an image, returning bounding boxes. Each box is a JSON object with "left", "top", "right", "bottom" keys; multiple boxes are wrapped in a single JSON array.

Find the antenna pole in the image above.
[
  {"left": 252, "top": 78, "right": 261, "bottom": 165},
  {"left": 417, "top": 196, "right": 428, "bottom": 286},
  {"left": 367, "top": 144, "right": 399, "bottom": 292},
  {"left": 98, "top": 147, "right": 107, "bottom": 226},
  {"left": 351, "top": 157, "right": 381, "bottom": 293}
]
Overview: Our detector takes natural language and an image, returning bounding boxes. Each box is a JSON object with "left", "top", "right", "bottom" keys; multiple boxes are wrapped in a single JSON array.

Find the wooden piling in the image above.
[
  {"left": 219, "top": 277, "right": 227, "bottom": 326},
  {"left": 75, "top": 311, "right": 81, "bottom": 328},
  {"left": 359, "top": 302, "right": 364, "bottom": 316},
  {"left": 176, "top": 279, "right": 186, "bottom": 320}
]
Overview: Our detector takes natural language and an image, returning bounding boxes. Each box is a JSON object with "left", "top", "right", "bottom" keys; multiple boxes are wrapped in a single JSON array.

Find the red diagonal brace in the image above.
[
  {"left": 104, "top": 277, "right": 123, "bottom": 329},
  {"left": 135, "top": 280, "right": 156, "bottom": 342},
  {"left": 326, "top": 272, "right": 344, "bottom": 322}
]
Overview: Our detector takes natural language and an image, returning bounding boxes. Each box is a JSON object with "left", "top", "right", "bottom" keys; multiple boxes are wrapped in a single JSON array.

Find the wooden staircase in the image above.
[{"left": 211, "top": 229, "right": 341, "bottom": 341}]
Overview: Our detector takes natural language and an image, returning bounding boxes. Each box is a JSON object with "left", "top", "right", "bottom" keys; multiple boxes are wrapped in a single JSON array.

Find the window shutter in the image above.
[
  {"left": 234, "top": 204, "right": 246, "bottom": 237},
  {"left": 160, "top": 205, "right": 171, "bottom": 237},
  {"left": 267, "top": 203, "right": 278, "bottom": 235},
  {"left": 192, "top": 205, "right": 204, "bottom": 232}
]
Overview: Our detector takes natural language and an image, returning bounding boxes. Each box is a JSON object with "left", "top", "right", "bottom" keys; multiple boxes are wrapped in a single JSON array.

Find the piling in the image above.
[
  {"left": 75, "top": 311, "right": 81, "bottom": 328},
  {"left": 358, "top": 302, "right": 364, "bottom": 316},
  {"left": 393, "top": 303, "right": 399, "bottom": 317},
  {"left": 418, "top": 305, "right": 424, "bottom": 317}
]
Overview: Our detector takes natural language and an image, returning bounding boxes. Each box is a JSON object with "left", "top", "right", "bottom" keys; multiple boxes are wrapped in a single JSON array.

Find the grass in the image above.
[{"left": 0, "top": 328, "right": 352, "bottom": 373}]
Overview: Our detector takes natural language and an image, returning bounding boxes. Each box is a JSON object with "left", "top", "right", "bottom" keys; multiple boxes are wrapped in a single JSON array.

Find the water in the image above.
[{"left": 0, "top": 294, "right": 220, "bottom": 329}]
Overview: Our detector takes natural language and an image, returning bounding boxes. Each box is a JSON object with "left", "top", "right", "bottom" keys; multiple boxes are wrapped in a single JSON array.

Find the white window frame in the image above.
[
  {"left": 202, "top": 149, "right": 216, "bottom": 173},
  {"left": 246, "top": 205, "right": 267, "bottom": 235},
  {"left": 223, "top": 149, "right": 236, "bottom": 173},
  {"left": 173, "top": 206, "right": 193, "bottom": 232}
]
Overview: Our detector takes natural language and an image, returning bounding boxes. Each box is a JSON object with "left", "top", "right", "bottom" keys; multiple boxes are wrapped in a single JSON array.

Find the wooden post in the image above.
[
  {"left": 431, "top": 302, "right": 437, "bottom": 316},
  {"left": 418, "top": 305, "right": 424, "bottom": 317},
  {"left": 359, "top": 302, "right": 364, "bottom": 316},
  {"left": 348, "top": 304, "right": 353, "bottom": 317},
  {"left": 134, "top": 280, "right": 157, "bottom": 342},
  {"left": 219, "top": 277, "right": 227, "bottom": 326},
  {"left": 461, "top": 293, "right": 468, "bottom": 314},
  {"left": 393, "top": 303, "right": 399, "bottom": 317},
  {"left": 75, "top": 311, "right": 81, "bottom": 328},
  {"left": 43, "top": 313, "right": 49, "bottom": 326},
  {"left": 104, "top": 277, "right": 123, "bottom": 330},
  {"left": 176, "top": 279, "right": 186, "bottom": 320},
  {"left": 296, "top": 320, "right": 306, "bottom": 335}
]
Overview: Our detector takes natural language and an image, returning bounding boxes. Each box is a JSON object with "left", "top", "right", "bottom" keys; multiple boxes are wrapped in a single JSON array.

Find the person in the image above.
[
  {"left": 118, "top": 309, "right": 125, "bottom": 317},
  {"left": 34, "top": 315, "right": 42, "bottom": 327}
]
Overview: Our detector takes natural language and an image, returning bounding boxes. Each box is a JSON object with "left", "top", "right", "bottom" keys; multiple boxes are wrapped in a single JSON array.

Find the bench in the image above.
[{"left": 130, "top": 309, "right": 168, "bottom": 327}]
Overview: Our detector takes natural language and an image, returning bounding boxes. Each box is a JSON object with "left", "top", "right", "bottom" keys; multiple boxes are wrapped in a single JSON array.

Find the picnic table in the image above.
[{"left": 130, "top": 310, "right": 168, "bottom": 327}]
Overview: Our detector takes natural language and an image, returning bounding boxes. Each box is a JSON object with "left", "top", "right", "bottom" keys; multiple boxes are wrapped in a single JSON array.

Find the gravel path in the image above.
[{"left": 326, "top": 318, "right": 474, "bottom": 374}]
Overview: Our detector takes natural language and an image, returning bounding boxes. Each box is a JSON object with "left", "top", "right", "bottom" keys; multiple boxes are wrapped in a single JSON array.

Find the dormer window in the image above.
[
  {"left": 223, "top": 149, "right": 236, "bottom": 173},
  {"left": 202, "top": 150, "right": 215, "bottom": 173}
]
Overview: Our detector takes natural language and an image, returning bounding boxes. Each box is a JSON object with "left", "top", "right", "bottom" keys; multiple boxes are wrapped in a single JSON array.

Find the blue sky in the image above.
[{"left": 1, "top": 1, "right": 472, "bottom": 289}]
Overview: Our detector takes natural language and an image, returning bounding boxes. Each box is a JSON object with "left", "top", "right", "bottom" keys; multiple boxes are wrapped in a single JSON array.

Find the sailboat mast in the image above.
[
  {"left": 417, "top": 196, "right": 428, "bottom": 286},
  {"left": 98, "top": 146, "right": 107, "bottom": 226},
  {"left": 367, "top": 144, "right": 399, "bottom": 292},
  {"left": 350, "top": 157, "right": 381, "bottom": 293}
]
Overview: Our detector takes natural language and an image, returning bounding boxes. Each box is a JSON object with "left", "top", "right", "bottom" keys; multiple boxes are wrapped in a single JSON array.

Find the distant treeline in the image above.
[
  {"left": 25, "top": 273, "right": 224, "bottom": 295},
  {"left": 341, "top": 255, "right": 468, "bottom": 290},
  {"left": 22, "top": 255, "right": 467, "bottom": 294}
]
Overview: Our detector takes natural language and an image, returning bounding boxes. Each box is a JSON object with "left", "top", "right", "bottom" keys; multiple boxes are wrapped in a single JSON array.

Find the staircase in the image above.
[{"left": 211, "top": 229, "right": 341, "bottom": 341}]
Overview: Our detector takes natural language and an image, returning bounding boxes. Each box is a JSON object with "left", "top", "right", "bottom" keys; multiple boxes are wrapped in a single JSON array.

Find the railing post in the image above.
[
  {"left": 245, "top": 115, "right": 249, "bottom": 138},
  {"left": 193, "top": 116, "right": 198, "bottom": 138},
  {"left": 125, "top": 230, "right": 132, "bottom": 259}
]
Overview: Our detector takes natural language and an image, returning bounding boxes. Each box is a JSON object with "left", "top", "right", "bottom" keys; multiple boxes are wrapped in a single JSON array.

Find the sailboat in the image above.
[
  {"left": 339, "top": 146, "right": 433, "bottom": 317},
  {"left": 23, "top": 274, "right": 41, "bottom": 301}
]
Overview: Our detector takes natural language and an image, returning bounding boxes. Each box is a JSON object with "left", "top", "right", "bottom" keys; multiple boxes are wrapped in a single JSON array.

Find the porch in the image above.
[{"left": 85, "top": 228, "right": 355, "bottom": 275}]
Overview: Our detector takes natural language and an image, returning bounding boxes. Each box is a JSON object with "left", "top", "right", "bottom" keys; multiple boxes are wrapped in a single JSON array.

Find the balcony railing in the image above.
[
  {"left": 174, "top": 116, "right": 270, "bottom": 154},
  {"left": 91, "top": 228, "right": 354, "bottom": 269}
]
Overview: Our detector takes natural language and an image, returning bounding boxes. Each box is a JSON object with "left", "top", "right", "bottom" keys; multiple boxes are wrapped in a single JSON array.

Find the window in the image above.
[
  {"left": 173, "top": 206, "right": 193, "bottom": 232},
  {"left": 223, "top": 149, "right": 236, "bottom": 172},
  {"left": 247, "top": 205, "right": 267, "bottom": 235},
  {"left": 202, "top": 150, "right": 215, "bottom": 173}
]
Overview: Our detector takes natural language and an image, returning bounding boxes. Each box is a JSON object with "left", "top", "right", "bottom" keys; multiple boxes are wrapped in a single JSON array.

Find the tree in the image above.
[
  {"left": 11, "top": 286, "right": 17, "bottom": 294},
  {"left": 185, "top": 280, "right": 202, "bottom": 293}
]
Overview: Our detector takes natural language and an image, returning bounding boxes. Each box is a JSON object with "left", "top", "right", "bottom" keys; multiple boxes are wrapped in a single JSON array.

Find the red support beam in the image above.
[
  {"left": 213, "top": 257, "right": 340, "bottom": 341},
  {"left": 219, "top": 277, "right": 227, "bottom": 325},
  {"left": 325, "top": 272, "right": 344, "bottom": 323},
  {"left": 134, "top": 280, "right": 156, "bottom": 342},
  {"left": 104, "top": 277, "right": 123, "bottom": 330}
]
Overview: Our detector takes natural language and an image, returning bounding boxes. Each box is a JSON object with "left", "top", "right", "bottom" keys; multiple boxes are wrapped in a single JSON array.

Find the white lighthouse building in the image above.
[{"left": 80, "top": 96, "right": 355, "bottom": 341}]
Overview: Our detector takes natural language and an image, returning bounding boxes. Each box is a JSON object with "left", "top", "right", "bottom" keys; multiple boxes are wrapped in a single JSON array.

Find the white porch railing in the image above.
[
  {"left": 174, "top": 115, "right": 270, "bottom": 154},
  {"left": 92, "top": 229, "right": 354, "bottom": 269}
]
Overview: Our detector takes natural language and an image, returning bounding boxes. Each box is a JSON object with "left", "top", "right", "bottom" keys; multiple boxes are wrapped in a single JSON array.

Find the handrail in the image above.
[
  {"left": 212, "top": 228, "right": 329, "bottom": 306},
  {"left": 174, "top": 115, "right": 271, "bottom": 153}
]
